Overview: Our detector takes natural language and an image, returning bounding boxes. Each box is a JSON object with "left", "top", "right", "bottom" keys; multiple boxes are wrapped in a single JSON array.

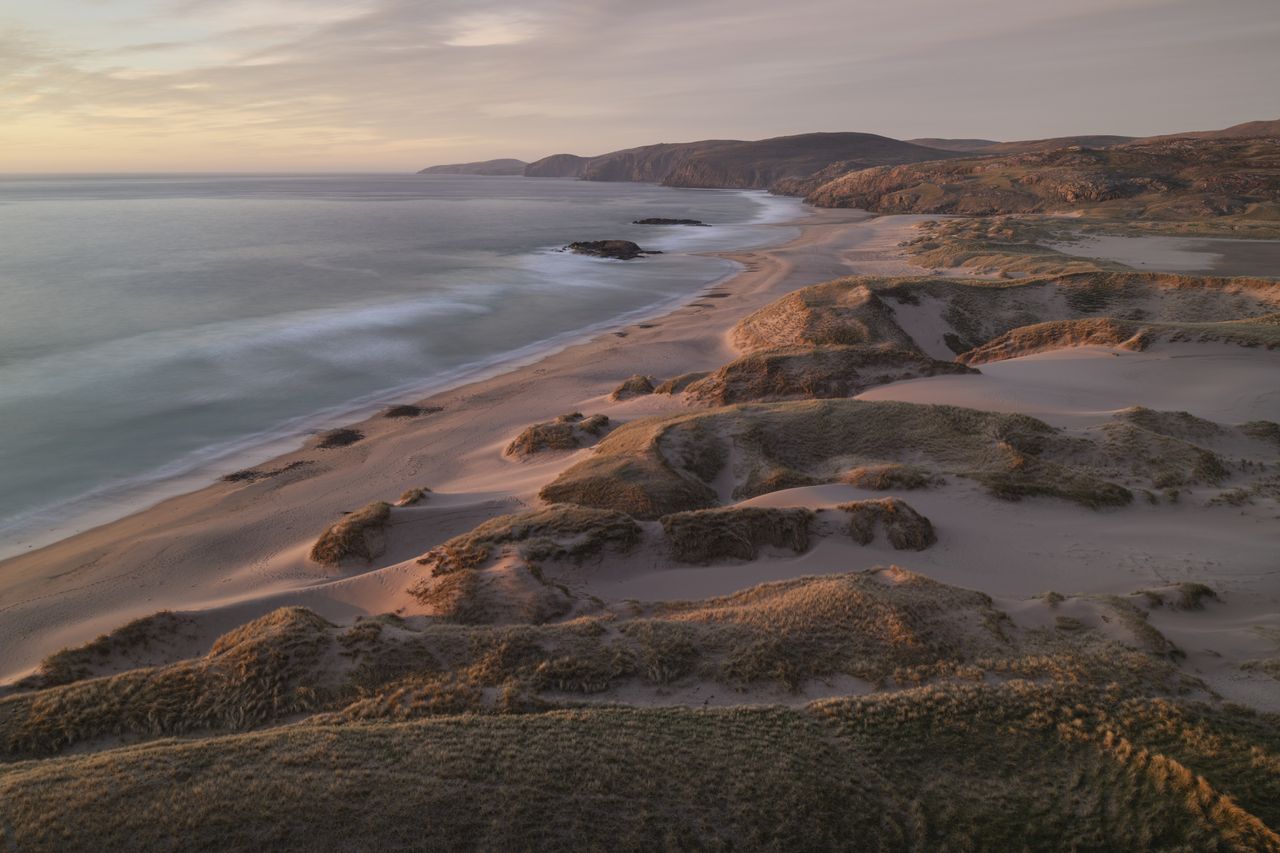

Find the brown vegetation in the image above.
[
  {"left": 610, "top": 374, "right": 656, "bottom": 400},
  {"left": 309, "top": 501, "right": 392, "bottom": 565},
  {"left": 545, "top": 400, "right": 1137, "bottom": 512},
  {"left": 505, "top": 412, "right": 611, "bottom": 457},
  {"left": 841, "top": 463, "right": 943, "bottom": 490},
  {"left": 839, "top": 498, "right": 937, "bottom": 550},
  {"left": 414, "top": 505, "right": 642, "bottom": 577},
  {"left": 660, "top": 506, "right": 813, "bottom": 563},
  {"left": 958, "top": 318, "right": 1151, "bottom": 365},
  {"left": 685, "top": 344, "right": 976, "bottom": 404},
  {"left": 804, "top": 136, "right": 1280, "bottom": 223}
]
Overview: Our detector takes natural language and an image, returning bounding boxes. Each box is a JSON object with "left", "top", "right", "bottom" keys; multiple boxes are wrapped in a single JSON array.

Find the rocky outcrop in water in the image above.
[{"left": 564, "top": 240, "right": 658, "bottom": 260}]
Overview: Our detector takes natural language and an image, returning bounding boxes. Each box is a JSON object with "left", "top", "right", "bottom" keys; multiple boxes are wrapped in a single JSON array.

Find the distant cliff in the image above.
[
  {"left": 522, "top": 133, "right": 961, "bottom": 190},
  {"left": 522, "top": 154, "right": 591, "bottom": 177},
  {"left": 802, "top": 137, "right": 1280, "bottom": 218},
  {"left": 418, "top": 158, "right": 527, "bottom": 176}
]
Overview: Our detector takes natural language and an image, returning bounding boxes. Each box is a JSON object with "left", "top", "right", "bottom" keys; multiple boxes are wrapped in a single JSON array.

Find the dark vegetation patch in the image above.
[
  {"left": 316, "top": 428, "right": 365, "bottom": 449},
  {"left": 414, "top": 505, "right": 642, "bottom": 578},
  {"left": 660, "top": 506, "right": 814, "bottom": 563},
  {"left": 839, "top": 497, "right": 937, "bottom": 550},
  {"left": 382, "top": 404, "right": 443, "bottom": 419},
  {"left": 221, "top": 460, "right": 313, "bottom": 483}
]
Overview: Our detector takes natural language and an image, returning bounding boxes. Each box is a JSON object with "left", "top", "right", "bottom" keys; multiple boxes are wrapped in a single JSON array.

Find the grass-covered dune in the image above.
[
  {"left": 683, "top": 344, "right": 976, "bottom": 405},
  {"left": 1, "top": 565, "right": 1210, "bottom": 762},
  {"left": 2, "top": 681, "right": 1277, "bottom": 851},
  {"left": 540, "top": 399, "right": 1142, "bottom": 514},
  {"left": 733, "top": 271, "right": 1280, "bottom": 360}
]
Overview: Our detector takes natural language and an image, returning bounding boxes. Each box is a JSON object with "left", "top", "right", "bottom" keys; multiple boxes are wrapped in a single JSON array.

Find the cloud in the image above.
[
  {"left": 443, "top": 11, "right": 541, "bottom": 47},
  {"left": 1, "top": 0, "right": 1278, "bottom": 171}
]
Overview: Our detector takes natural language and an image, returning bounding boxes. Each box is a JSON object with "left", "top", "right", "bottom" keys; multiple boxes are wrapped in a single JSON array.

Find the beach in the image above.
[
  {"left": 0, "top": 204, "right": 897, "bottom": 680},
  {"left": 3, "top": 202, "right": 1278, "bottom": 718}
]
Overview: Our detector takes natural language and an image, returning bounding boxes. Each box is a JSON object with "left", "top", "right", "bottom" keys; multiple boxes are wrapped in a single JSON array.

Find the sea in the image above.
[{"left": 0, "top": 173, "right": 800, "bottom": 557}]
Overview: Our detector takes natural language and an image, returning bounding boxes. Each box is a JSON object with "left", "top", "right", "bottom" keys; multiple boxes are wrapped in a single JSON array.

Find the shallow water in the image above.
[
  {"left": 1047, "top": 233, "right": 1280, "bottom": 277},
  {"left": 0, "top": 173, "right": 799, "bottom": 552}
]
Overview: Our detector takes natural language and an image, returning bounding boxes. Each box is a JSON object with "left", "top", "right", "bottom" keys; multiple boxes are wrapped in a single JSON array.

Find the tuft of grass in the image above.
[
  {"left": 1240, "top": 420, "right": 1280, "bottom": 446},
  {"left": 838, "top": 498, "right": 937, "bottom": 550},
  {"left": 396, "top": 487, "right": 430, "bottom": 506},
  {"left": 1138, "top": 582, "right": 1220, "bottom": 611},
  {"left": 610, "top": 375, "right": 655, "bottom": 400},
  {"left": 309, "top": 501, "right": 392, "bottom": 565},
  {"left": 506, "top": 413, "right": 611, "bottom": 457},
  {"left": 654, "top": 371, "right": 710, "bottom": 394},
  {"left": 660, "top": 506, "right": 813, "bottom": 563}
]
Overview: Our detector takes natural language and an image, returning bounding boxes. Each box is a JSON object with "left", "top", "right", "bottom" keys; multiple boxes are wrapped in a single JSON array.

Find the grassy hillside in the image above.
[
  {"left": 522, "top": 133, "right": 961, "bottom": 189},
  {"left": 3, "top": 683, "right": 1277, "bottom": 851},
  {"left": 803, "top": 137, "right": 1280, "bottom": 221}
]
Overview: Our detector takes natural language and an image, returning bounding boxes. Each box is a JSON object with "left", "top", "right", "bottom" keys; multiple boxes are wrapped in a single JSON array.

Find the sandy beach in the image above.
[
  {"left": 0, "top": 206, "right": 924, "bottom": 681},
  {"left": 3, "top": 202, "right": 1278, "bottom": 719}
]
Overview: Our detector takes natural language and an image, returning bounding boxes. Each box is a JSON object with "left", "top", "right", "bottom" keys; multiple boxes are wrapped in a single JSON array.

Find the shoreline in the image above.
[
  {"left": 0, "top": 191, "right": 797, "bottom": 562},
  {"left": 0, "top": 203, "right": 909, "bottom": 681}
]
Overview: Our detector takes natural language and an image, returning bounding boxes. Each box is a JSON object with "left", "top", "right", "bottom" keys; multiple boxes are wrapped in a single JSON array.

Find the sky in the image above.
[{"left": 2, "top": 0, "right": 1278, "bottom": 172}]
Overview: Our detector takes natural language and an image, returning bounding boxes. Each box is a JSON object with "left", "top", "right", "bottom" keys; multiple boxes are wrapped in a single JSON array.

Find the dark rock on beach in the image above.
[{"left": 633, "top": 218, "right": 709, "bottom": 226}]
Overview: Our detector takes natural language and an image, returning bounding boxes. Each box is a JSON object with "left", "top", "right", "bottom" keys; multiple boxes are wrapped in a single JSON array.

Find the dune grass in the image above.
[
  {"left": 2, "top": 566, "right": 1205, "bottom": 762},
  {"left": 17, "top": 612, "right": 195, "bottom": 690},
  {"left": 684, "top": 344, "right": 975, "bottom": 405},
  {"left": 838, "top": 497, "right": 937, "bottom": 550},
  {"left": 505, "top": 413, "right": 611, "bottom": 457},
  {"left": 610, "top": 374, "right": 655, "bottom": 400},
  {"left": 660, "top": 506, "right": 813, "bottom": 563},
  {"left": 309, "top": 501, "right": 392, "bottom": 566},
  {"left": 4, "top": 679, "right": 1276, "bottom": 851},
  {"left": 546, "top": 399, "right": 1139, "bottom": 512},
  {"left": 413, "top": 505, "right": 642, "bottom": 577},
  {"left": 841, "top": 463, "right": 943, "bottom": 490}
]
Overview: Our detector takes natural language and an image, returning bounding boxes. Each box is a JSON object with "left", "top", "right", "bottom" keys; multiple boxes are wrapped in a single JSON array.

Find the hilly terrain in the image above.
[
  {"left": 800, "top": 136, "right": 1280, "bottom": 221},
  {"left": 909, "top": 134, "right": 1136, "bottom": 154},
  {"left": 523, "top": 132, "right": 963, "bottom": 188}
]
